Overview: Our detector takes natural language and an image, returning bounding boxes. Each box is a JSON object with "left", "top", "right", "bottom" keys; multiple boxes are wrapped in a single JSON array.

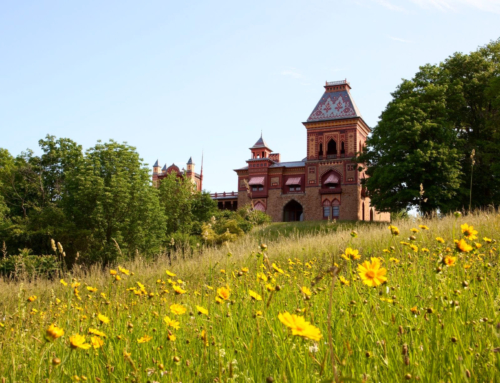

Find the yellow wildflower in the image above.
[
  {"left": 388, "top": 225, "right": 400, "bottom": 236},
  {"left": 170, "top": 304, "right": 187, "bottom": 315},
  {"left": 91, "top": 336, "right": 104, "bottom": 349},
  {"left": 278, "top": 312, "right": 322, "bottom": 341},
  {"left": 272, "top": 263, "right": 284, "bottom": 274},
  {"left": 118, "top": 266, "right": 130, "bottom": 275},
  {"left": 456, "top": 239, "right": 473, "bottom": 253},
  {"left": 249, "top": 290, "right": 262, "bottom": 301},
  {"left": 461, "top": 224, "right": 478, "bottom": 240},
  {"left": 27, "top": 296, "right": 37, "bottom": 302},
  {"left": 436, "top": 237, "right": 445, "bottom": 243},
  {"left": 137, "top": 335, "right": 152, "bottom": 343},
  {"left": 339, "top": 276, "right": 350, "bottom": 286},
  {"left": 88, "top": 328, "right": 106, "bottom": 337},
  {"left": 301, "top": 286, "right": 312, "bottom": 296},
  {"left": 60, "top": 279, "right": 68, "bottom": 286},
  {"left": 419, "top": 225, "right": 429, "bottom": 230},
  {"left": 341, "top": 247, "right": 361, "bottom": 260},
  {"left": 98, "top": 314, "right": 110, "bottom": 324},
  {"left": 163, "top": 316, "right": 180, "bottom": 330},
  {"left": 173, "top": 285, "right": 186, "bottom": 295},
  {"left": 86, "top": 286, "right": 97, "bottom": 293},
  {"left": 196, "top": 305, "right": 208, "bottom": 316},
  {"left": 444, "top": 256, "right": 457, "bottom": 266},
  {"left": 69, "top": 334, "right": 91, "bottom": 349},
  {"left": 166, "top": 270, "right": 176, "bottom": 277},
  {"left": 357, "top": 258, "right": 387, "bottom": 287},
  {"left": 46, "top": 324, "right": 64, "bottom": 341},
  {"left": 217, "top": 287, "right": 230, "bottom": 301}
]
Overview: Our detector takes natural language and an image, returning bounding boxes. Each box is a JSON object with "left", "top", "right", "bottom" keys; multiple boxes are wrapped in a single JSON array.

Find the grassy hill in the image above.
[{"left": 0, "top": 211, "right": 499, "bottom": 382}]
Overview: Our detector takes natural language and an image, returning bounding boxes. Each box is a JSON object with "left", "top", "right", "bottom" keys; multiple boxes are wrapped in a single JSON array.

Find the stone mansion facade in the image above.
[{"left": 232, "top": 80, "right": 389, "bottom": 222}]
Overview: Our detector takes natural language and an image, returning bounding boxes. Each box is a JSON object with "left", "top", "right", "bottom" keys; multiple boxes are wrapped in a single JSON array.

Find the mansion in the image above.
[
  {"left": 154, "top": 80, "right": 389, "bottom": 222},
  {"left": 231, "top": 80, "right": 389, "bottom": 222}
]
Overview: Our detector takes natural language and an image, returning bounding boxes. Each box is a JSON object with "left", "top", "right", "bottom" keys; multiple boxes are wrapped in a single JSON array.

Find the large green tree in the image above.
[
  {"left": 0, "top": 137, "right": 83, "bottom": 255},
  {"left": 63, "top": 140, "right": 166, "bottom": 265},
  {"left": 358, "top": 39, "right": 500, "bottom": 214}
]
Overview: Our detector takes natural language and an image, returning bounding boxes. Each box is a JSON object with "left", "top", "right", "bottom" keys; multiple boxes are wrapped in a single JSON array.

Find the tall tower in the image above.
[
  {"left": 152, "top": 159, "right": 161, "bottom": 187},
  {"left": 302, "top": 80, "right": 371, "bottom": 221},
  {"left": 186, "top": 157, "right": 195, "bottom": 183}
]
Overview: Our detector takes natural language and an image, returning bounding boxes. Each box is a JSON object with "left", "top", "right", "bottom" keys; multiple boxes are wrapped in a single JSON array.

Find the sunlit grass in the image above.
[{"left": 0, "top": 210, "right": 499, "bottom": 382}]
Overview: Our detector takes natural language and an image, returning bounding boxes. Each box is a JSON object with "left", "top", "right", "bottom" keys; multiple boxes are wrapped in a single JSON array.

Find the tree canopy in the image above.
[{"left": 357, "top": 39, "right": 500, "bottom": 214}]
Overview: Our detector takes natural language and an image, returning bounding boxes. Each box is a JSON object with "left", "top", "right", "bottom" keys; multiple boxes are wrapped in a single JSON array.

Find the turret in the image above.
[
  {"left": 186, "top": 157, "right": 195, "bottom": 182},
  {"left": 250, "top": 134, "right": 272, "bottom": 160},
  {"left": 153, "top": 159, "right": 161, "bottom": 174}
]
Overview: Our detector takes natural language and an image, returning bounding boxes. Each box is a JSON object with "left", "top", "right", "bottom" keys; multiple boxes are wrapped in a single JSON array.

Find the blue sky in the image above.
[{"left": 1, "top": 0, "right": 499, "bottom": 193}]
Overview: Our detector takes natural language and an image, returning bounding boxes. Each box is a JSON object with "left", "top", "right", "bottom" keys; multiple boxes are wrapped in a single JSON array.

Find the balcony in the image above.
[
  {"left": 250, "top": 190, "right": 268, "bottom": 198},
  {"left": 319, "top": 187, "right": 342, "bottom": 195}
]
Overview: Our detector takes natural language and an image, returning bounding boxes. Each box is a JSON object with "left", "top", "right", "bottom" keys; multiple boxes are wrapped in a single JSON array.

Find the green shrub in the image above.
[{"left": 0, "top": 252, "right": 60, "bottom": 279}]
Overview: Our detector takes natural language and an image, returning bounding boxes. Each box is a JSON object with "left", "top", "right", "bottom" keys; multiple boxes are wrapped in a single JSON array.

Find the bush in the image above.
[{"left": 0, "top": 252, "right": 60, "bottom": 279}]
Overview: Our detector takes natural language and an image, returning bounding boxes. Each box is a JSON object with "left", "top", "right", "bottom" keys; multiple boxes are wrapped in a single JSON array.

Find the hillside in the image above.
[{"left": 0, "top": 211, "right": 499, "bottom": 382}]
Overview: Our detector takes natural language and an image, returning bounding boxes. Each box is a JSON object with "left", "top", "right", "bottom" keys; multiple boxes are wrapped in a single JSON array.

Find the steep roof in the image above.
[
  {"left": 162, "top": 164, "right": 167, "bottom": 171},
  {"left": 153, "top": 159, "right": 159, "bottom": 167},
  {"left": 251, "top": 135, "right": 271, "bottom": 150},
  {"left": 307, "top": 81, "right": 361, "bottom": 122},
  {"left": 187, "top": 157, "right": 193, "bottom": 165}
]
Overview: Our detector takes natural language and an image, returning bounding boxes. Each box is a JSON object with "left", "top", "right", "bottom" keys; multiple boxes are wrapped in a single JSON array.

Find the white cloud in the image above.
[
  {"left": 280, "top": 69, "right": 302, "bottom": 79},
  {"left": 388, "top": 36, "right": 413, "bottom": 43}
]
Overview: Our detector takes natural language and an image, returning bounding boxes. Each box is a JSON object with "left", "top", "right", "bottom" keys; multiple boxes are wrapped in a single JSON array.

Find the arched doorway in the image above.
[{"left": 283, "top": 200, "right": 303, "bottom": 222}]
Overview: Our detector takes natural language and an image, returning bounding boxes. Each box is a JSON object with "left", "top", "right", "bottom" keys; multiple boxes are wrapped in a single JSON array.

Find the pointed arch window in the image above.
[
  {"left": 322, "top": 199, "right": 331, "bottom": 219},
  {"left": 332, "top": 199, "right": 340, "bottom": 219},
  {"left": 327, "top": 139, "right": 337, "bottom": 155}
]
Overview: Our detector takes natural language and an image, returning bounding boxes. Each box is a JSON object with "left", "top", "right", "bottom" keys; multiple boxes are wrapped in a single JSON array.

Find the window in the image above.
[
  {"left": 323, "top": 206, "right": 331, "bottom": 218},
  {"left": 333, "top": 206, "right": 340, "bottom": 218},
  {"left": 327, "top": 139, "right": 337, "bottom": 155},
  {"left": 340, "top": 142, "right": 345, "bottom": 155}
]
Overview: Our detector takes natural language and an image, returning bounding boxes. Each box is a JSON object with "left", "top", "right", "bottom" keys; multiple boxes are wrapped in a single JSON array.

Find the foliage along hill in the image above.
[{"left": 0, "top": 211, "right": 499, "bottom": 382}]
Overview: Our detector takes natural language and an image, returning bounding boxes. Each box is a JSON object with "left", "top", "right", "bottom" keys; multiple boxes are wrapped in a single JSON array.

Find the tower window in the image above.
[{"left": 327, "top": 139, "right": 337, "bottom": 155}]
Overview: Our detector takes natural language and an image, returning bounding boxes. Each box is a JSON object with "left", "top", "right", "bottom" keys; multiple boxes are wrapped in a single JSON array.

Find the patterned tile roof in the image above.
[
  {"left": 307, "top": 89, "right": 361, "bottom": 122},
  {"left": 251, "top": 135, "right": 271, "bottom": 149}
]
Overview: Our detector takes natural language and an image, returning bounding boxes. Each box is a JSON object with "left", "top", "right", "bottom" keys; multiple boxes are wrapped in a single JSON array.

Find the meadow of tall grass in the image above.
[{"left": 0, "top": 210, "right": 499, "bottom": 382}]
